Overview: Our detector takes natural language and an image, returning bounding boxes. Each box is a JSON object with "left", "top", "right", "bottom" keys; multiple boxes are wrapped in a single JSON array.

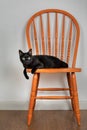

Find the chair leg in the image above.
[
  {"left": 71, "top": 72, "right": 80, "bottom": 126},
  {"left": 67, "top": 73, "right": 74, "bottom": 111},
  {"left": 33, "top": 74, "right": 40, "bottom": 110},
  {"left": 28, "top": 73, "right": 40, "bottom": 126}
]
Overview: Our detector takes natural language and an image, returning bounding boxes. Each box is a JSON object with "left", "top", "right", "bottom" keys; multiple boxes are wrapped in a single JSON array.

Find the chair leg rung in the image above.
[
  {"left": 36, "top": 96, "right": 72, "bottom": 100},
  {"left": 38, "top": 87, "right": 69, "bottom": 91}
]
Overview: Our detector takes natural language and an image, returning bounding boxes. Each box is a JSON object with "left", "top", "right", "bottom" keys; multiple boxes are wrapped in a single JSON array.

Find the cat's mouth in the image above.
[
  {"left": 23, "top": 62, "right": 31, "bottom": 68},
  {"left": 23, "top": 63, "right": 28, "bottom": 67}
]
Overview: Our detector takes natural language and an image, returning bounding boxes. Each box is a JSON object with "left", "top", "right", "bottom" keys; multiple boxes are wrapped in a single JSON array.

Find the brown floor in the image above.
[{"left": 0, "top": 110, "right": 87, "bottom": 130}]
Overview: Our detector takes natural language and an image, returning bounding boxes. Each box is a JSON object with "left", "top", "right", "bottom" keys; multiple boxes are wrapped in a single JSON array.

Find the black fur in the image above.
[{"left": 19, "top": 49, "right": 68, "bottom": 79}]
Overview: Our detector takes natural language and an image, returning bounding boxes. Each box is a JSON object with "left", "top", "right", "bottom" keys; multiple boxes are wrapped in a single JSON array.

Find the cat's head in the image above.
[{"left": 19, "top": 49, "right": 32, "bottom": 68}]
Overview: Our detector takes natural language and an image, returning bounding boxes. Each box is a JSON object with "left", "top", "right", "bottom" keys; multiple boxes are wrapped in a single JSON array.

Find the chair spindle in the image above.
[
  {"left": 40, "top": 15, "right": 45, "bottom": 54},
  {"left": 33, "top": 20, "right": 39, "bottom": 54},
  {"left": 47, "top": 13, "right": 51, "bottom": 55},
  {"left": 67, "top": 20, "right": 72, "bottom": 63},
  {"left": 55, "top": 13, "right": 58, "bottom": 57},
  {"left": 61, "top": 15, "right": 65, "bottom": 60}
]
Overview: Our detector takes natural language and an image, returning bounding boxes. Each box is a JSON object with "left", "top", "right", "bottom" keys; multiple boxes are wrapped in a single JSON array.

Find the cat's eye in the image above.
[
  {"left": 27, "top": 57, "right": 31, "bottom": 60},
  {"left": 22, "top": 57, "right": 25, "bottom": 60}
]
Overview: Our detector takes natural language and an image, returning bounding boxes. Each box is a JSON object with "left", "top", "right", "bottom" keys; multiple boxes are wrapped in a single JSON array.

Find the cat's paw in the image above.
[
  {"left": 23, "top": 69, "right": 29, "bottom": 79},
  {"left": 25, "top": 75, "right": 29, "bottom": 79},
  {"left": 31, "top": 69, "right": 36, "bottom": 74},
  {"left": 24, "top": 74, "right": 29, "bottom": 79}
]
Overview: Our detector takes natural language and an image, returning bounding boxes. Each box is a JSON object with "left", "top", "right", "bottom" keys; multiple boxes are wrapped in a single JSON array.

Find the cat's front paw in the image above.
[
  {"left": 23, "top": 69, "right": 29, "bottom": 79},
  {"left": 31, "top": 68, "right": 36, "bottom": 74},
  {"left": 25, "top": 75, "right": 29, "bottom": 79}
]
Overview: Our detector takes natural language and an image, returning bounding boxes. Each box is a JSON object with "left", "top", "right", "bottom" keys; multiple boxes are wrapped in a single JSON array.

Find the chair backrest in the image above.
[{"left": 26, "top": 9, "right": 80, "bottom": 67}]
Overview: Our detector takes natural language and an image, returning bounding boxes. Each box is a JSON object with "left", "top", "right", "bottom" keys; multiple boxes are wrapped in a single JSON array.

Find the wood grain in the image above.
[{"left": 0, "top": 110, "right": 87, "bottom": 130}]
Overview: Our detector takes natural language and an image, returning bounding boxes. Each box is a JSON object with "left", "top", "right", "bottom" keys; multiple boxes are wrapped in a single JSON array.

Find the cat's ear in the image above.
[
  {"left": 29, "top": 49, "right": 32, "bottom": 56},
  {"left": 19, "top": 50, "right": 23, "bottom": 57}
]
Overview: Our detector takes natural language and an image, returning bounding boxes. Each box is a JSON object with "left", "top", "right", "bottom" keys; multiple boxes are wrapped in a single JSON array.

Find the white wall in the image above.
[{"left": 0, "top": 0, "right": 87, "bottom": 110}]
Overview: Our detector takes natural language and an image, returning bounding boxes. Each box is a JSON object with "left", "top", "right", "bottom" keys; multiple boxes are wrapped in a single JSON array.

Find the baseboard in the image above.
[{"left": 0, "top": 100, "right": 87, "bottom": 110}]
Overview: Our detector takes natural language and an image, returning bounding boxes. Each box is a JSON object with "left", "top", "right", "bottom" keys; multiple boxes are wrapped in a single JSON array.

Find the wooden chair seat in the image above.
[{"left": 27, "top": 68, "right": 81, "bottom": 73}]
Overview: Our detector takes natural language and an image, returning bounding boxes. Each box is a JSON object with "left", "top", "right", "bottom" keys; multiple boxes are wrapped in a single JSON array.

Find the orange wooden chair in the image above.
[{"left": 26, "top": 9, "right": 81, "bottom": 126}]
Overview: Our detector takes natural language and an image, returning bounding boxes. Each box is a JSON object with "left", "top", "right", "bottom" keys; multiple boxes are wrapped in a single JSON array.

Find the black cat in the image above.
[{"left": 19, "top": 49, "right": 68, "bottom": 79}]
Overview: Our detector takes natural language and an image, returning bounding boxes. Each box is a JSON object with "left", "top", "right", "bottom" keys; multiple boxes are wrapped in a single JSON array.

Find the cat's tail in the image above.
[{"left": 23, "top": 68, "right": 29, "bottom": 79}]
